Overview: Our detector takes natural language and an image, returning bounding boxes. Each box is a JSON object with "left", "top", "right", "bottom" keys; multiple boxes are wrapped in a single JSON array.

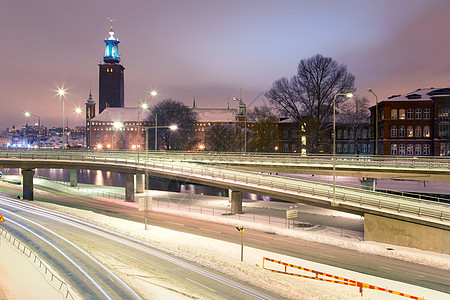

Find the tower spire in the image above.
[{"left": 103, "top": 19, "right": 120, "bottom": 64}]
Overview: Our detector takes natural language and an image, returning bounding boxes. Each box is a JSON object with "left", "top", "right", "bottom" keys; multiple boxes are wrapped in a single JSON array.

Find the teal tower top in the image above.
[{"left": 103, "top": 27, "right": 120, "bottom": 63}]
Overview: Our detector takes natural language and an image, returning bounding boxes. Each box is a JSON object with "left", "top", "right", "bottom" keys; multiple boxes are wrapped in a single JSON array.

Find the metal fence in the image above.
[{"left": 0, "top": 227, "right": 76, "bottom": 300}]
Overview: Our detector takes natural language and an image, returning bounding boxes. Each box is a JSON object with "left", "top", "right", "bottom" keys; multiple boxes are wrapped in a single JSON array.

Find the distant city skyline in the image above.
[{"left": 2, "top": 0, "right": 450, "bottom": 129}]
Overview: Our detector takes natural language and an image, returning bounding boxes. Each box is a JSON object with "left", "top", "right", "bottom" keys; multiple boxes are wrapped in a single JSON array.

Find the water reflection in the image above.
[{"left": 1, "top": 168, "right": 271, "bottom": 200}]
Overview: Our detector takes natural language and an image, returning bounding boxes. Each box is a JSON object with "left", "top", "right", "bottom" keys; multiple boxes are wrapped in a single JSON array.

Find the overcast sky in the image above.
[{"left": 1, "top": 0, "right": 449, "bottom": 129}]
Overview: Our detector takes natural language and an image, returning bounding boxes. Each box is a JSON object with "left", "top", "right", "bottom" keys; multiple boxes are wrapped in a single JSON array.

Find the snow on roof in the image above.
[
  {"left": 92, "top": 107, "right": 151, "bottom": 122},
  {"left": 194, "top": 108, "right": 238, "bottom": 122},
  {"left": 384, "top": 87, "right": 450, "bottom": 102}
]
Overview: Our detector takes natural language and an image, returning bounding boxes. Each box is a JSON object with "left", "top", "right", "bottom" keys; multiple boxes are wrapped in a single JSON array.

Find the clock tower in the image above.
[{"left": 98, "top": 25, "right": 124, "bottom": 113}]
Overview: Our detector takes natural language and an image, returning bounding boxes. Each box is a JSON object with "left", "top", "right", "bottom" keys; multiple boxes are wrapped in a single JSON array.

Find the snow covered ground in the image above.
[{"left": 0, "top": 177, "right": 449, "bottom": 299}]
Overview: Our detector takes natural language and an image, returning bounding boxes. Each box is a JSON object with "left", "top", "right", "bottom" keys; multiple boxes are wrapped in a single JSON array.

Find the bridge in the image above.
[{"left": 0, "top": 150, "right": 449, "bottom": 254}]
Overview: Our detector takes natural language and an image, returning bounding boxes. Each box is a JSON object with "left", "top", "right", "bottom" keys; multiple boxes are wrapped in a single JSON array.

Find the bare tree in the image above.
[
  {"left": 247, "top": 106, "right": 278, "bottom": 152},
  {"left": 265, "top": 54, "right": 356, "bottom": 153},
  {"left": 147, "top": 99, "right": 198, "bottom": 150},
  {"left": 337, "top": 95, "right": 370, "bottom": 154},
  {"left": 205, "top": 123, "right": 243, "bottom": 152}
]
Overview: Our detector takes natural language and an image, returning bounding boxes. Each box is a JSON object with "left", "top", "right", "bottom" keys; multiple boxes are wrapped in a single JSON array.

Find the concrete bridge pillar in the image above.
[
  {"left": 135, "top": 174, "right": 145, "bottom": 194},
  {"left": 70, "top": 169, "right": 78, "bottom": 187},
  {"left": 229, "top": 189, "right": 242, "bottom": 214},
  {"left": 125, "top": 173, "right": 136, "bottom": 202},
  {"left": 21, "top": 169, "right": 35, "bottom": 201},
  {"left": 360, "top": 177, "right": 375, "bottom": 191}
]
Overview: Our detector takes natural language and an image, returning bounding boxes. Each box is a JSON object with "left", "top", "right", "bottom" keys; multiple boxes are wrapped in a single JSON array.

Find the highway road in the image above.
[
  {"left": 0, "top": 196, "right": 284, "bottom": 299},
  {"left": 0, "top": 180, "right": 449, "bottom": 295}
]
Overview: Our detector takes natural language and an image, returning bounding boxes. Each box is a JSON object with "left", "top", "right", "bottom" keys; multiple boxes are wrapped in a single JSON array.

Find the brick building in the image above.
[{"left": 369, "top": 88, "right": 450, "bottom": 156}]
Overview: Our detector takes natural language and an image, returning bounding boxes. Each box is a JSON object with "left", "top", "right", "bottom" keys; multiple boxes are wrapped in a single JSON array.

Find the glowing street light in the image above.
[
  {"left": 24, "top": 112, "right": 41, "bottom": 148},
  {"left": 57, "top": 87, "right": 67, "bottom": 150},
  {"left": 332, "top": 92, "right": 353, "bottom": 206}
]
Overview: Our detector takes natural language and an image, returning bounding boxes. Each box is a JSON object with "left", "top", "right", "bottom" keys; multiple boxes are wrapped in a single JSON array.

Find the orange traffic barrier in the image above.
[{"left": 262, "top": 257, "right": 425, "bottom": 300}]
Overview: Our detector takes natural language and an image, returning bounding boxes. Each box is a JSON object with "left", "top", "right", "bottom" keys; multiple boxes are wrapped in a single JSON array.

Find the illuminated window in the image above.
[
  {"left": 407, "top": 126, "right": 414, "bottom": 137},
  {"left": 399, "top": 109, "right": 406, "bottom": 119},
  {"left": 301, "top": 136, "right": 306, "bottom": 145},
  {"left": 424, "top": 126, "right": 430, "bottom": 137},
  {"left": 391, "top": 109, "right": 397, "bottom": 119}
]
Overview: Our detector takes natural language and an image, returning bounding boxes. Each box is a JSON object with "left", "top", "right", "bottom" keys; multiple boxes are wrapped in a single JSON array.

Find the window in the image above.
[
  {"left": 415, "top": 126, "right": 422, "bottom": 137},
  {"left": 343, "top": 144, "right": 348, "bottom": 153},
  {"left": 391, "top": 126, "right": 397, "bottom": 137},
  {"left": 391, "top": 144, "right": 397, "bottom": 155},
  {"left": 399, "top": 109, "right": 406, "bottom": 119},
  {"left": 407, "top": 126, "right": 414, "bottom": 137},
  {"left": 407, "top": 109, "right": 414, "bottom": 119},
  {"left": 424, "top": 109, "right": 430, "bottom": 119},
  {"left": 350, "top": 130, "right": 354, "bottom": 139},
  {"left": 391, "top": 109, "right": 398, "bottom": 119},
  {"left": 438, "top": 107, "right": 450, "bottom": 121},
  {"left": 362, "top": 144, "right": 367, "bottom": 153},
  {"left": 399, "top": 144, "right": 406, "bottom": 155},
  {"left": 284, "top": 144, "right": 289, "bottom": 153},
  {"left": 113, "top": 136, "right": 116, "bottom": 144},
  {"left": 349, "top": 144, "right": 354, "bottom": 153},
  {"left": 96, "top": 135, "right": 100, "bottom": 143},
  {"left": 423, "top": 144, "right": 430, "bottom": 155},
  {"left": 407, "top": 144, "right": 413, "bottom": 155},
  {"left": 337, "top": 130, "right": 342, "bottom": 139},
  {"left": 415, "top": 144, "right": 422, "bottom": 155},
  {"left": 439, "top": 124, "right": 450, "bottom": 139},
  {"left": 337, "top": 143, "right": 342, "bottom": 153},
  {"left": 301, "top": 136, "right": 306, "bottom": 145},
  {"left": 105, "top": 135, "right": 108, "bottom": 143},
  {"left": 343, "top": 130, "right": 348, "bottom": 139},
  {"left": 440, "top": 143, "right": 450, "bottom": 156},
  {"left": 283, "top": 129, "right": 289, "bottom": 139},
  {"left": 424, "top": 126, "right": 430, "bottom": 137},
  {"left": 362, "top": 129, "right": 367, "bottom": 139},
  {"left": 399, "top": 126, "right": 405, "bottom": 137},
  {"left": 415, "top": 109, "right": 422, "bottom": 119}
]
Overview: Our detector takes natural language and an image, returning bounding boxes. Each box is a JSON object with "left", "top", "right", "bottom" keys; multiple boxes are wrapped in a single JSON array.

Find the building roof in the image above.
[
  {"left": 194, "top": 108, "right": 238, "bottom": 122},
  {"left": 92, "top": 107, "right": 151, "bottom": 122},
  {"left": 384, "top": 88, "right": 450, "bottom": 102}
]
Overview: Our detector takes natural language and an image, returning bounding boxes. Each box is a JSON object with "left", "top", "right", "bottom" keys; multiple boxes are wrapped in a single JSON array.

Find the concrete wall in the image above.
[{"left": 364, "top": 213, "right": 450, "bottom": 254}]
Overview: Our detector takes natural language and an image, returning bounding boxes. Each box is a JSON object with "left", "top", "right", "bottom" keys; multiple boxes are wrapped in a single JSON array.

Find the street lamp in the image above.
[
  {"left": 137, "top": 103, "right": 149, "bottom": 162},
  {"left": 57, "top": 88, "right": 67, "bottom": 150},
  {"left": 367, "top": 88, "right": 379, "bottom": 155},
  {"left": 24, "top": 112, "right": 41, "bottom": 148},
  {"left": 233, "top": 94, "right": 247, "bottom": 153},
  {"left": 332, "top": 92, "right": 353, "bottom": 206}
]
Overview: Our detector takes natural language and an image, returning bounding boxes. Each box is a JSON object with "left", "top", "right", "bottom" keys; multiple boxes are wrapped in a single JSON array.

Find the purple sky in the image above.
[{"left": 2, "top": 0, "right": 450, "bottom": 129}]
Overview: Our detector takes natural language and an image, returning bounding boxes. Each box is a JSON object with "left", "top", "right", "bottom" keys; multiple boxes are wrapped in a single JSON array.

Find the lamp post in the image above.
[
  {"left": 367, "top": 88, "right": 379, "bottom": 155},
  {"left": 57, "top": 88, "right": 67, "bottom": 150},
  {"left": 137, "top": 103, "right": 149, "bottom": 162},
  {"left": 332, "top": 92, "right": 353, "bottom": 206},
  {"left": 24, "top": 112, "right": 41, "bottom": 148},
  {"left": 233, "top": 94, "right": 247, "bottom": 152}
]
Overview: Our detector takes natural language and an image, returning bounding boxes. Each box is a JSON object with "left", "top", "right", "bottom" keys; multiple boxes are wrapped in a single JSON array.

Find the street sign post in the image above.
[
  {"left": 235, "top": 226, "right": 244, "bottom": 261},
  {"left": 286, "top": 209, "right": 298, "bottom": 229},
  {"left": 139, "top": 197, "right": 152, "bottom": 230}
]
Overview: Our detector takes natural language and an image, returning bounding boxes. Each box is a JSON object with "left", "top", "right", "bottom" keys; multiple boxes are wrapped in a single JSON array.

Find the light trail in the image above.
[{"left": 0, "top": 196, "right": 278, "bottom": 300}]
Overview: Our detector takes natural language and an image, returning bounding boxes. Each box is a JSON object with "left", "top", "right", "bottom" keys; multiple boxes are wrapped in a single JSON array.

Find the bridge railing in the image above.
[
  {"left": 2, "top": 149, "right": 450, "bottom": 171},
  {"left": 1, "top": 150, "right": 449, "bottom": 224}
]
